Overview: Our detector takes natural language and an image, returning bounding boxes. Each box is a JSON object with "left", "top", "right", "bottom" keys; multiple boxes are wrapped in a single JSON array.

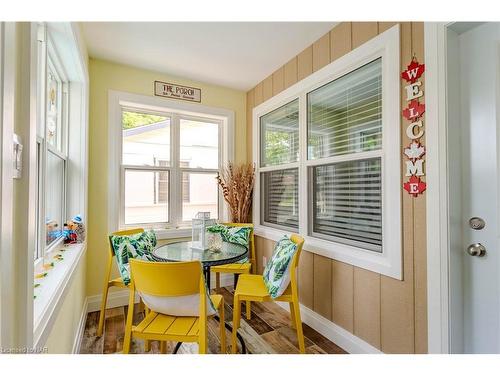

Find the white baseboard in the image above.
[
  {"left": 87, "top": 273, "right": 235, "bottom": 313},
  {"left": 276, "top": 301, "right": 382, "bottom": 354},
  {"left": 72, "top": 297, "right": 89, "bottom": 354}
]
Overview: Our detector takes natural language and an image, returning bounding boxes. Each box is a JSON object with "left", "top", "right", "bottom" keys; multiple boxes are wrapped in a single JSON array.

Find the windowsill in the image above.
[
  {"left": 254, "top": 224, "right": 402, "bottom": 280},
  {"left": 154, "top": 227, "right": 192, "bottom": 240},
  {"left": 33, "top": 241, "right": 87, "bottom": 347}
]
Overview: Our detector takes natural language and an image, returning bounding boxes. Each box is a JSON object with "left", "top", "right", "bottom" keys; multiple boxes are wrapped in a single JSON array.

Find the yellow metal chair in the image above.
[
  {"left": 211, "top": 223, "right": 255, "bottom": 319},
  {"left": 123, "top": 259, "right": 226, "bottom": 354},
  {"left": 231, "top": 234, "right": 305, "bottom": 354},
  {"left": 97, "top": 228, "right": 147, "bottom": 338}
]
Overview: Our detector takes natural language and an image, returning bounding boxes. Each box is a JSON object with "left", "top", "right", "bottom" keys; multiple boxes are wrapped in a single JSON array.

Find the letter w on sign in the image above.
[{"left": 401, "top": 59, "right": 425, "bottom": 83}]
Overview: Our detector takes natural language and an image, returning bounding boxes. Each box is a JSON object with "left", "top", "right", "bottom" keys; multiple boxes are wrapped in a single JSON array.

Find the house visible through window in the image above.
[{"left": 121, "top": 110, "right": 220, "bottom": 228}]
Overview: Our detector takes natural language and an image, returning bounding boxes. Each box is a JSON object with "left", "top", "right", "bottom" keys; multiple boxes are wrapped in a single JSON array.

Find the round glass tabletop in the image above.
[{"left": 152, "top": 241, "right": 248, "bottom": 267}]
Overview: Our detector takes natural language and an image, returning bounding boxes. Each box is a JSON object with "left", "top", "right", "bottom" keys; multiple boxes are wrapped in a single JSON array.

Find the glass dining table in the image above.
[{"left": 151, "top": 240, "right": 249, "bottom": 353}]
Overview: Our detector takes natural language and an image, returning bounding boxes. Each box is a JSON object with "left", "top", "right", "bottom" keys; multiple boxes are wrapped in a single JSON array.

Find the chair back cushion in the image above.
[
  {"left": 129, "top": 259, "right": 216, "bottom": 316},
  {"left": 207, "top": 224, "right": 252, "bottom": 263},
  {"left": 110, "top": 230, "right": 157, "bottom": 285},
  {"left": 263, "top": 236, "right": 298, "bottom": 298}
]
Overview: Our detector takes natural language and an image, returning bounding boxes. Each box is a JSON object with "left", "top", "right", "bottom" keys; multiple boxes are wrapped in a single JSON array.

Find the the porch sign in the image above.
[
  {"left": 154, "top": 81, "right": 201, "bottom": 103},
  {"left": 402, "top": 56, "right": 426, "bottom": 197}
]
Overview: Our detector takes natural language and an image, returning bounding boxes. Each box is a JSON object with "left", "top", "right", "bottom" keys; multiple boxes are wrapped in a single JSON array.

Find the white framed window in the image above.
[
  {"left": 253, "top": 25, "right": 402, "bottom": 279},
  {"left": 35, "top": 29, "right": 69, "bottom": 261},
  {"left": 109, "top": 91, "right": 234, "bottom": 238}
]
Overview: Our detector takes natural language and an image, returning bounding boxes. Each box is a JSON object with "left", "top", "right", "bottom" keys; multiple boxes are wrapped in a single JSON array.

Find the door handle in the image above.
[{"left": 466, "top": 243, "right": 486, "bottom": 257}]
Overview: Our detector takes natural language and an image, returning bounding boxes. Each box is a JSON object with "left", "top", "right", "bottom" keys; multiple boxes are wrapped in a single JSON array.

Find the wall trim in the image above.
[
  {"left": 87, "top": 273, "right": 235, "bottom": 312},
  {"left": 275, "top": 301, "right": 382, "bottom": 354},
  {"left": 71, "top": 297, "right": 88, "bottom": 354}
]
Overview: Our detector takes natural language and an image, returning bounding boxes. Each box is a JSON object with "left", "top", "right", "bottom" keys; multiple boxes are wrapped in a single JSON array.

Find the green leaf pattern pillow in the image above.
[
  {"left": 207, "top": 224, "right": 252, "bottom": 263},
  {"left": 110, "top": 230, "right": 156, "bottom": 285},
  {"left": 263, "top": 236, "right": 298, "bottom": 298}
]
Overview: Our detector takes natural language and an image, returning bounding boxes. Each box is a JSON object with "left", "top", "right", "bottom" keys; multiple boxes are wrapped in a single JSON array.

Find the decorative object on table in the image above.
[
  {"left": 216, "top": 162, "right": 255, "bottom": 223},
  {"left": 191, "top": 212, "right": 216, "bottom": 250},
  {"left": 71, "top": 214, "right": 86, "bottom": 243},
  {"left": 63, "top": 221, "right": 77, "bottom": 244}
]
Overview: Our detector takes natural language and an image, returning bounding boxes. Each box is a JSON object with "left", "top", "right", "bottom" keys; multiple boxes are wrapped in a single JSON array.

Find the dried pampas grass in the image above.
[{"left": 216, "top": 163, "right": 255, "bottom": 223}]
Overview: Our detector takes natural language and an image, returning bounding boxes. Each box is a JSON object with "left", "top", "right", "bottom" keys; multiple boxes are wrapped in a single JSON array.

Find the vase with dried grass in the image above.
[{"left": 216, "top": 162, "right": 255, "bottom": 223}]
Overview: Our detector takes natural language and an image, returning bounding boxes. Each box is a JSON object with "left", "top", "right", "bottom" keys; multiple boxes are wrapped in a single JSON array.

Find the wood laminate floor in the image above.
[{"left": 79, "top": 287, "right": 347, "bottom": 354}]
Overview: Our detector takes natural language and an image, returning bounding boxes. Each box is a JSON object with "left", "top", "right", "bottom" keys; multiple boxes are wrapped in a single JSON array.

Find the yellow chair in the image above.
[
  {"left": 97, "top": 228, "right": 147, "bottom": 337},
  {"left": 231, "top": 234, "right": 305, "bottom": 354},
  {"left": 211, "top": 223, "right": 255, "bottom": 319},
  {"left": 123, "top": 259, "right": 226, "bottom": 354}
]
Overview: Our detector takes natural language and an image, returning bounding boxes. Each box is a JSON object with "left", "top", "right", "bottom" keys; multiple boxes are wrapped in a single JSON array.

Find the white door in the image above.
[{"left": 448, "top": 22, "right": 500, "bottom": 354}]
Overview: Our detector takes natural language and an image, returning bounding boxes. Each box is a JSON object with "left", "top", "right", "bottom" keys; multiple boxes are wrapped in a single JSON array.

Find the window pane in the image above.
[
  {"left": 180, "top": 119, "right": 219, "bottom": 169},
  {"left": 124, "top": 169, "right": 169, "bottom": 224},
  {"left": 260, "top": 99, "right": 299, "bottom": 167},
  {"left": 181, "top": 172, "right": 218, "bottom": 221},
  {"left": 46, "top": 65, "right": 62, "bottom": 150},
  {"left": 46, "top": 151, "right": 64, "bottom": 247},
  {"left": 311, "top": 158, "right": 382, "bottom": 252},
  {"left": 122, "top": 110, "right": 170, "bottom": 166},
  {"left": 308, "top": 58, "right": 382, "bottom": 159},
  {"left": 261, "top": 168, "right": 298, "bottom": 229}
]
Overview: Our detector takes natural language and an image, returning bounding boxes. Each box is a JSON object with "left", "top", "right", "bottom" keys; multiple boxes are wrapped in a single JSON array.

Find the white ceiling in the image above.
[{"left": 81, "top": 22, "right": 337, "bottom": 91}]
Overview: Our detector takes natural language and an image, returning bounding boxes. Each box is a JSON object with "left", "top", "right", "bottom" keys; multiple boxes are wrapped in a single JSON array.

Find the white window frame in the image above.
[
  {"left": 253, "top": 25, "right": 402, "bottom": 279},
  {"left": 35, "top": 28, "right": 70, "bottom": 264},
  {"left": 108, "top": 90, "right": 234, "bottom": 239}
]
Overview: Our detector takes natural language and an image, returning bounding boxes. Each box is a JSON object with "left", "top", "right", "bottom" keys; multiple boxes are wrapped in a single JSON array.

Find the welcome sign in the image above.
[{"left": 154, "top": 81, "right": 201, "bottom": 102}]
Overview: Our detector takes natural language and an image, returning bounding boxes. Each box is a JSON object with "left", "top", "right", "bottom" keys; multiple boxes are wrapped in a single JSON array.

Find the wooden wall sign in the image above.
[
  {"left": 402, "top": 57, "right": 426, "bottom": 197},
  {"left": 154, "top": 81, "right": 201, "bottom": 102}
]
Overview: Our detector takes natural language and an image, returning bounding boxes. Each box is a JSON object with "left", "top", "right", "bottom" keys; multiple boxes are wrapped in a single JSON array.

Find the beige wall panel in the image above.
[
  {"left": 313, "top": 32, "right": 331, "bottom": 72},
  {"left": 262, "top": 75, "right": 273, "bottom": 102},
  {"left": 332, "top": 260, "right": 354, "bottom": 332},
  {"left": 255, "top": 235, "right": 275, "bottom": 274},
  {"left": 352, "top": 22, "right": 379, "bottom": 49},
  {"left": 330, "top": 22, "right": 352, "bottom": 61},
  {"left": 411, "top": 21, "right": 428, "bottom": 354},
  {"left": 378, "top": 22, "right": 398, "bottom": 33},
  {"left": 298, "top": 250, "right": 314, "bottom": 309},
  {"left": 353, "top": 268, "right": 381, "bottom": 349},
  {"left": 272, "top": 67, "right": 285, "bottom": 96},
  {"left": 246, "top": 89, "right": 255, "bottom": 162},
  {"left": 380, "top": 22, "right": 415, "bottom": 354},
  {"left": 313, "top": 254, "right": 332, "bottom": 320},
  {"left": 283, "top": 57, "right": 298, "bottom": 89},
  {"left": 254, "top": 82, "right": 264, "bottom": 106},
  {"left": 297, "top": 46, "right": 313, "bottom": 81}
]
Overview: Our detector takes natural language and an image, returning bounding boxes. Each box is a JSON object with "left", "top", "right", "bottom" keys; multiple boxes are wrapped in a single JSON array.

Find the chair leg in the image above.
[
  {"left": 218, "top": 302, "right": 226, "bottom": 353},
  {"left": 231, "top": 296, "right": 241, "bottom": 354},
  {"left": 97, "top": 284, "right": 109, "bottom": 337},
  {"left": 215, "top": 272, "right": 221, "bottom": 291},
  {"left": 246, "top": 301, "right": 251, "bottom": 320},
  {"left": 291, "top": 301, "right": 305, "bottom": 354},
  {"left": 144, "top": 340, "right": 151, "bottom": 352},
  {"left": 160, "top": 341, "right": 167, "bottom": 354},
  {"left": 289, "top": 302, "right": 296, "bottom": 328},
  {"left": 123, "top": 291, "right": 135, "bottom": 354}
]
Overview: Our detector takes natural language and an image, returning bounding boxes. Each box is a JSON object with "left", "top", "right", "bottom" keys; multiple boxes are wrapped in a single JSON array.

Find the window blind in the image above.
[
  {"left": 260, "top": 99, "right": 299, "bottom": 166},
  {"left": 312, "top": 158, "right": 382, "bottom": 251},
  {"left": 307, "top": 58, "right": 382, "bottom": 159},
  {"left": 261, "top": 168, "right": 299, "bottom": 229}
]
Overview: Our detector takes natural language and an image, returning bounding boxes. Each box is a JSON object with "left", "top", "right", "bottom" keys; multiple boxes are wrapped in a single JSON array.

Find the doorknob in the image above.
[{"left": 466, "top": 243, "right": 486, "bottom": 257}]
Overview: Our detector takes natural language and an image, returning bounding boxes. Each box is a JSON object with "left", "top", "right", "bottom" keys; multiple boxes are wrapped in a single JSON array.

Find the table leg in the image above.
[
  {"left": 204, "top": 266, "right": 211, "bottom": 291},
  {"left": 213, "top": 315, "right": 246, "bottom": 354}
]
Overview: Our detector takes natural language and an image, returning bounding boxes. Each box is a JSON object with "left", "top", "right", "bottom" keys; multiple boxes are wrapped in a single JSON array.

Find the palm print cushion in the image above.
[
  {"left": 263, "top": 236, "right": 298, "bottom": 298},
  {"left": 110, "top": 230, "right": 157, "bottom": 285},
  {"left": 207, "top": 224, "right": 252, "bottom": 263}
]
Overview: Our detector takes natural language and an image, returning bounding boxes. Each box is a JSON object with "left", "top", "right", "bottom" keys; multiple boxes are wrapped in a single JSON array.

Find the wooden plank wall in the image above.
[{"left": 246, "top": 22, "right": 427, "bottom": 353}]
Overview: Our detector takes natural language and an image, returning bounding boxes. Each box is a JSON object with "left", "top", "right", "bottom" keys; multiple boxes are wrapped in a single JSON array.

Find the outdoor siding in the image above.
[{"left": 246, "top": 22, "right": 427, "bottom": 354}]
